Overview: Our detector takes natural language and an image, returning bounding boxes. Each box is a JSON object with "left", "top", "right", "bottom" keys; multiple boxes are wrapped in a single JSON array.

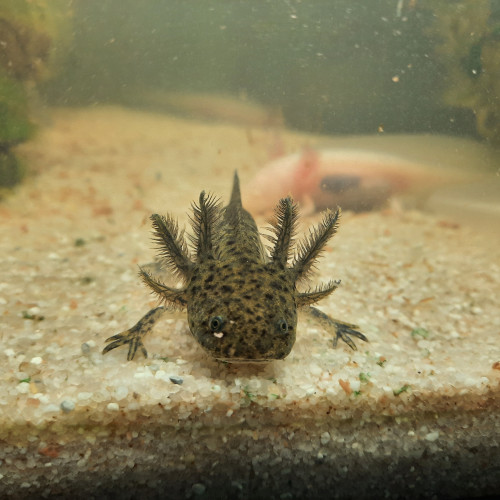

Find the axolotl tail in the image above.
[
  {"left": 221, "top": 171, "right": 266, "bottom": 263},
  {"left": 229, "top": 170, "right": 242, "bottom": 207}
]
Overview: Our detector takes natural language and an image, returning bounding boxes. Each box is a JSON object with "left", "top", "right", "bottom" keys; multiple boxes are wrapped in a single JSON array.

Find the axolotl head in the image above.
[{"left": 186, "top": 260, "right": 297, "bottom": 362}]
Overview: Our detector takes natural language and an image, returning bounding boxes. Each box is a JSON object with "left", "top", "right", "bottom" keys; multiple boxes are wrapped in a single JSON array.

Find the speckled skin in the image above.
[
  {"left": 103, "top": 172, "right": 367, "bottom": 362},
  {"left": 187, "top": 259, "right": 298, "bottom": 361}
]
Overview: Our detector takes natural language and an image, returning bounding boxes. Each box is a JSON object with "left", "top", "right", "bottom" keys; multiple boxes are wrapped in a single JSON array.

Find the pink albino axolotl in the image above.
[{"left": 242, "top": 148, "right": 469, "bottom": 215}]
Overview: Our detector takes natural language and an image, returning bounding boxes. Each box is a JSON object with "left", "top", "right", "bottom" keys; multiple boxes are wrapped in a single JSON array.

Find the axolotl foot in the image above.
[
  {"left": 306, "top": 306, "right": 368, "bottom": 351},
  {"left": 102, "top": 306, "right": 166, "bottom": 361}
]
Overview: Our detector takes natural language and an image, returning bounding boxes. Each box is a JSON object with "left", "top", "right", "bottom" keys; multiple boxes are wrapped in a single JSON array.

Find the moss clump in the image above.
[
  {"left": 0, "top": 150, "right": 25, "bottom": 189},
  {"left": 0, "top": 0, "right": 73, "bottom": 188},
  {"left": 421, "top": 0, "right": 500, "bottom": 143},
  {"left": 0, "top": 74, "right": 36, "bottom": 145},
  {"left": 0, "top": 73, "right": 35, "bottom": 188},
  {"left": 0, "top": 0, "right": 72, "bottom": 81}
]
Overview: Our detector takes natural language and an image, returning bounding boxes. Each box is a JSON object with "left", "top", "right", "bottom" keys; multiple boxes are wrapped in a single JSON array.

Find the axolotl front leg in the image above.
[
  {"left": 305, "top": 306, "right": 368, "bottom": 351},
  {"left": 103, "top": 306, "right": 166, "bottom": 360}
]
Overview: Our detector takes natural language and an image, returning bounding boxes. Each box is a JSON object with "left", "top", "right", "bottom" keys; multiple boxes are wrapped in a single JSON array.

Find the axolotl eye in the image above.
[
  {"left": 208, "top": 315, "right": 224, "bottom": 333},
  {"left": 276, "top": 319, "right": 289, "bottom": 334}
]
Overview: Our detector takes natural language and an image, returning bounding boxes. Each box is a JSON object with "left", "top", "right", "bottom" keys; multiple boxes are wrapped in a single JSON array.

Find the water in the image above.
[
  {"left": 1, "top": 1, "right": 500, "bottom": 499},
  {"left": 39, "top": 0, "right": 500, "bottom": 229},
  {"left": 45, "top": 0, "right": 481, "bottom": 136}
]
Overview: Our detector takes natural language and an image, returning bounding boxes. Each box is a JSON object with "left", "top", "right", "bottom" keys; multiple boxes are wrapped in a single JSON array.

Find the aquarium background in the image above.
[
  {"left": 1, "top": 1, "right": 500, "bottom": 499},
  {"left": 41, "top": 0, "right": 487, "bottom": 138}
]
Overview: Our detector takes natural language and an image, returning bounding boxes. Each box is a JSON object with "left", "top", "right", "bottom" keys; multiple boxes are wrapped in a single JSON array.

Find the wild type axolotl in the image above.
[{"left": 103, "top": 172, "right": 367, "bottom": 362}]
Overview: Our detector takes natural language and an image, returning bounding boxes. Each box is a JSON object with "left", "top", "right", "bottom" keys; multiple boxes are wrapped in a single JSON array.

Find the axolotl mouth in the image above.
[{"left": 214, "top": 357, "right": 274, "bottom": 364}]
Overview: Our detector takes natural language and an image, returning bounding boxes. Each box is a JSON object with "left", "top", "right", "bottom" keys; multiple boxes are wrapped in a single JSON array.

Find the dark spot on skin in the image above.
[
  {"left": 205, "top": 274, "right": 214, "bottom": 283},
  {"left": 265, "top": 293, "right": 273, "bottom": 300},
  {"left": 270, "top": 281, "right": 283, "bottom": 290},
  {"left": 221, "top": 285, "right": 234, "bottom": 293}
]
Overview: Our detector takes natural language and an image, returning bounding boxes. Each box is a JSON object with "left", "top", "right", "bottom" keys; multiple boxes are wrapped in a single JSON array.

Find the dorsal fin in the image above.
[
  {"left": 220, "top": 170, "right": 266, "bottom": 263},
  {"left": 229, "top": 171, "right": 242, "bottom": 207}
]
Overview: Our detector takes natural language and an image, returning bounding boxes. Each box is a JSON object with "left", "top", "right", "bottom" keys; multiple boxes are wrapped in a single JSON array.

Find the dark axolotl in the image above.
[{"left": 103, "top": 172, "right": 367, "bottom": 362}]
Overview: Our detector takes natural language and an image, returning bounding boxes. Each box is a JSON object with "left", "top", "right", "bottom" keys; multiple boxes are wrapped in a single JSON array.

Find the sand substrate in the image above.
[{"left": 1, "top": 107, "right": 499, "bottom": 499}]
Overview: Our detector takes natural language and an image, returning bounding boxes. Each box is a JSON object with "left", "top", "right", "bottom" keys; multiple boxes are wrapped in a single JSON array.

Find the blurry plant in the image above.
[
  {"left": 0, "top": 0, "right": 73, "bottom": 188},
  {"left": 421, "top": 0, "right": 500, "bottom": 144}
]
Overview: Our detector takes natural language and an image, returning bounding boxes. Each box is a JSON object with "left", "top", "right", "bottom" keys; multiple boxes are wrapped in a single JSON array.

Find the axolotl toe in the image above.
[{"left": 103, "top": 172, "right": 367, "bottom": 363}]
